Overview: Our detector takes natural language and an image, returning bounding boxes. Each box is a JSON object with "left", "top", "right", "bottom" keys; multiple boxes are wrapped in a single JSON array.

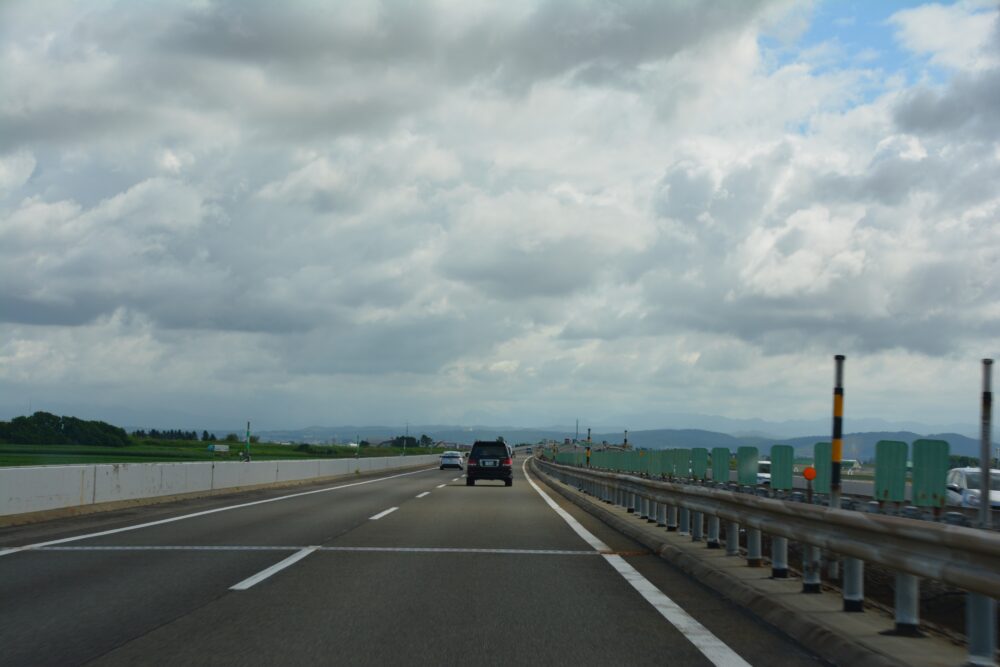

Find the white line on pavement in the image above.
[
  {"left": 416, "top": 491, "right": 430, "bottom": 498},
  {"left": 369, "top": 507, "right": 398, "bottom": 520},
  {"left": 0, "top": 467, "right": 436, "bottom": 557},
  {"left": 436, "top": 484, "right": 446, "bottom": 488},
  {"left": 451, "top": 478, "right": 460, "bottom": 482},
  {"left": 230, "top": 546, "right": 319, "bottom": 590},
  {"left": 36, "top": 545, "right": 600, "bottom": 555},
  {"left": 522, "top": 460, "right": 751, "bottom": 667}
]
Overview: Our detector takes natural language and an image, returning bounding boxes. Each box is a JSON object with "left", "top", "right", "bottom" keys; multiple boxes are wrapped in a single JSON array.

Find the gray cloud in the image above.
[{"left": 894, "top": 68, "right": 1000, "bottom": 138}]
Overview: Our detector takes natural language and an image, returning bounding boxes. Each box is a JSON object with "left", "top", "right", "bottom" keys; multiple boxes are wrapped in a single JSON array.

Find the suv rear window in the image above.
[{"left": 472, "top": 444, "right": 507, "bottom": 458}]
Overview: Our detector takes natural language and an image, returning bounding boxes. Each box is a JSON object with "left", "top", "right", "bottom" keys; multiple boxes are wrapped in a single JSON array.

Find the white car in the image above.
[
  {"left": 439, "top": 451, "right": 464, "bottom": 470},
  {"left": 757, "top": 461, "right": 771, "bottom": 486},
  {"left": 946, "top": 467, "right": 1000, "bottom": 509}
]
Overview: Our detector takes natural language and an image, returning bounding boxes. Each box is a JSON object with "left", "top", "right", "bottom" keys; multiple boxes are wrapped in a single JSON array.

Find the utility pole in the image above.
[
  {"left": 830, "top": 355, "right": 845, "bottom": 510},
  {"left": 968, "top": 359, "right": 996, "bottom": 664},
  {"left": 245, "top": 421, "right": 251, "bottom": 461}
]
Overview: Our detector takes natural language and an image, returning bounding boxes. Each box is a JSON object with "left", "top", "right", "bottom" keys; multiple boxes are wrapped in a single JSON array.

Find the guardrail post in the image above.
[
  {"left": 647, "top": 499, "right": 658, "bottom": 523},
  {"left": 679, "top": 507, "right": 690, "bottom": 535},
  {"left": 656, "top": 501, "right": 666, "bottom": 527},
  {"left": 746, "top": 528, "right": 762, "bottom": 566},
  {"left": 666, "top": 505, "right": 678, "bottom": 531},
  {"left": 842, "top": 558, "right": 864, "bottom": 612},
  {"left": 639, "top": 495, "right": 649, "bottom": 519},
  {"left": 691, "top": 510, "right": 703, "bottom": 541},
  {"left": 893, "top": 574, "right": 921, "bottom": 635},
  {"left": 725, "top": 521, "right": 740, "bottom": 556},
  {"left": 627, "top": 489, "right": 635, "bottom": 513},
  {"left": 771, "top": 537, "right": 788, "bottom": 577},
  {"left": 967, "top": 594, "right": 997, "bottom": 665},
  {"left": 802, "top": 545, "right": 821, "bottom": 593},
  {"left": 706, "top": 515, "right": 720, "bottom": 548}
]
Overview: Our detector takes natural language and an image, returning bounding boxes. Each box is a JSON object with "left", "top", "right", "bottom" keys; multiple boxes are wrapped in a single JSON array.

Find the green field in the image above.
[{"left": 0, "top": 440, "right": 444, "bottom": 467}]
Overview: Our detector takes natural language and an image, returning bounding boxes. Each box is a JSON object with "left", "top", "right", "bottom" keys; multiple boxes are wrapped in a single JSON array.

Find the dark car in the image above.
[{"left": 466, "top": 440, "right": 513, "bottom": 486}]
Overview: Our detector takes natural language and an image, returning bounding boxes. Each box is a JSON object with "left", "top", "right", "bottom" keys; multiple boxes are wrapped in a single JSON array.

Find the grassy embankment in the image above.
[{"left": 0, "top": 440, "right": 444, "bottom": 467}]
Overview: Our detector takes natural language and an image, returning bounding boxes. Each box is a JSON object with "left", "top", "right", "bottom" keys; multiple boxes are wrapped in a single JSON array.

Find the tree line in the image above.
[
  {"left": 0, "top": 412, "right": 242, "bottom": 448},
  {"left": 0, "top": 412, "right": 131, "bottom": 447}
]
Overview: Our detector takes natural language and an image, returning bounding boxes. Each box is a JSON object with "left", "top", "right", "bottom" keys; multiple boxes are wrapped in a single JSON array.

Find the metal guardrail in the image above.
[{"left": 535, "top": 459, "right": 1000, "bottom": 598}]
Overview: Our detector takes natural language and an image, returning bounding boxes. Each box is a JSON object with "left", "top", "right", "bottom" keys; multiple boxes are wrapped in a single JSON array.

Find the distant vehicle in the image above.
[
  {"left": 525, "top": 447, "right": 533, "bottom": 454},
  {"left": 466, "top": 440, "right": 513, "bottom": 487},
  {"left": 946, "top": 467, "right": 1000, "bottom": 509},
  {"left": 439, "top": 451, "right": 464, "bottom": 470},
  {"left": 757, "top": 461, "right": 771, "bottom": 486}
]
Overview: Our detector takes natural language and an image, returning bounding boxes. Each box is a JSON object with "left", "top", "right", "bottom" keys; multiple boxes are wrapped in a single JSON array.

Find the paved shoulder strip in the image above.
[
  {"left": 0, "top": 467, "right": 434, "bottom": 557},
  {"left": 522, "top": 460, "right": 752, "bottom": 667}
]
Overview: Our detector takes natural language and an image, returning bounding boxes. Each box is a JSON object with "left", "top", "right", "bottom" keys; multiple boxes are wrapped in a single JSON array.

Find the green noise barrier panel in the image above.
[
  {"left": 769, "top": 445, "right": 794, "bottom": 491},
  {"left": 737, "top": 446, "right": 759, "bottom": 486},
  {"left": 691, "top": 448, "right": 708, "bottom": 481},
  {"left": 874, "top": 440, "right": 907, "bottom": 503},
  {"left": 711, "top": 447, "right": 730, "bottom": 484},
  {"left": 912, "top": 439, "right": 949, "bottom": 508},
  {"left": 813, "top": 442, "right": 832, "bottom": 494},
  {"left": 675, "top": 448, "right": 692, "bottom": 480}
]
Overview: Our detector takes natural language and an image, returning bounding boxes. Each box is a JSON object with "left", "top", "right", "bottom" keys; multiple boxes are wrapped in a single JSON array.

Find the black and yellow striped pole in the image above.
[{"left": 830, "top": 355, "right": 845, "bottom": 508}]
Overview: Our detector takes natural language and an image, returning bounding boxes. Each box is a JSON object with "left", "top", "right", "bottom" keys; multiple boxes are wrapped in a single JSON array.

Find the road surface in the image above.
[{"left": 0, "top": 460, "right": 824, "bottom": 666}]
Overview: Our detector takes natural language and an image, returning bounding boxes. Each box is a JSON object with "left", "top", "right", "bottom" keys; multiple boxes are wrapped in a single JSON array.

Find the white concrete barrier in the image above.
[
  {"left": 0, "top": 465, "right": 96, "bottom": 515},
  {"left": 0, "top": 454, "right": 438, "bottom": 518},
  {"left": 93, "top": 462, "right": 215, "bottom": 503}
]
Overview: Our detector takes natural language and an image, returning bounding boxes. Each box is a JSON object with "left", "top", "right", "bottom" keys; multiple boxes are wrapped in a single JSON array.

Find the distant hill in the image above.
[
  {"left": 775, "top": 431, "right": 985, "bottom": 460},
  {"left": 255, "top": 424, "right": 991, "bottom": 461}
]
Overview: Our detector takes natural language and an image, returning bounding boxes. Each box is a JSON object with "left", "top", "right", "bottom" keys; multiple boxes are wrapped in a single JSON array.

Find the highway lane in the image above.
[{"left": 0, "top": 460, "right": 824, "bottom": 666}]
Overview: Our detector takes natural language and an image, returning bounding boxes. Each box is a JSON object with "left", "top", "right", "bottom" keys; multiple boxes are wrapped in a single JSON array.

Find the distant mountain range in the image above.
[{"left": 253, "top": 425, "right": 995, "bottom": 461}]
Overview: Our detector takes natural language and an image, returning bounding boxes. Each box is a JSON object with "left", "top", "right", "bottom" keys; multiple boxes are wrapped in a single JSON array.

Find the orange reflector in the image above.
[{"left": 803, "top": 466, "right": 817, "bottom": 481}]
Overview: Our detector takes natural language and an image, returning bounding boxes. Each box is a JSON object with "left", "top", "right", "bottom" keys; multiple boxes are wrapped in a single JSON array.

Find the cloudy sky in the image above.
[{"left": 1, "top": 0, "right": 999, "bottom": 432}]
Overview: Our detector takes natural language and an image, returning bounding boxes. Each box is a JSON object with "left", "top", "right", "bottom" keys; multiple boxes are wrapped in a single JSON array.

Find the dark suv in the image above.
[{"left": 466, "top": 441, "right": 513, "bottom": 486}]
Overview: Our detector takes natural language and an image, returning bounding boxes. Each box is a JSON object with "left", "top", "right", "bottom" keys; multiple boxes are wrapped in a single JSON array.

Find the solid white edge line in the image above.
[
  {"left": 416, "top": 491, "right": 430, "bottom": 498},
  {"left": 0, "top": 467, "right": 436, "bottom": 557},
  {"left": 522, "top": 460, "right": 751, "bottom": 667},
  {"left": 230, "top": 546, "right": 319, "bottom": 590},
  {"left": 369, "top": 507, "right": 398, "bottom": 520}
]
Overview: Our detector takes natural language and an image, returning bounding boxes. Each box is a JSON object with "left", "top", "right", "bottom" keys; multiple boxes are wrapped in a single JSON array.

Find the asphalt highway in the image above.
[{"left": 0, "top": 460, "right": 825, "bottom": 666}]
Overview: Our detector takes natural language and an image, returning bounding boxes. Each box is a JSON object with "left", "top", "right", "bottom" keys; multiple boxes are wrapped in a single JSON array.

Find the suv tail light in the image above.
[
  {"left": 502, "top": 457, "right": 512, "bottom": 466},
  {"left": 468, "top": 459, "right": 477, "bottom": 466}
]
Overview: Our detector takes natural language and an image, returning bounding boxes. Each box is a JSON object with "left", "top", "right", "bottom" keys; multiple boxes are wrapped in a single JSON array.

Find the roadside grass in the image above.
[{"left": 0, "top": 441, "right": 444, "bottom": 467}]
